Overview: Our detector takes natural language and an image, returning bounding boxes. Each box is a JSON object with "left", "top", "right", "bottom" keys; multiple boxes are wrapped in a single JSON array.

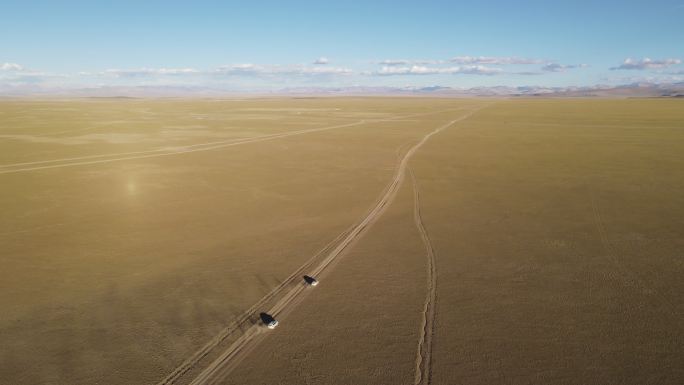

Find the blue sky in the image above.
[{"left": 1, "top": 0, "right": 683, "bottom": 92}]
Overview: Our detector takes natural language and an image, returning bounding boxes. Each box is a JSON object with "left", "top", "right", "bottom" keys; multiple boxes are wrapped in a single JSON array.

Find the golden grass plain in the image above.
[{"left": 1, "top": 98, "right": 682, "bottom": 384}]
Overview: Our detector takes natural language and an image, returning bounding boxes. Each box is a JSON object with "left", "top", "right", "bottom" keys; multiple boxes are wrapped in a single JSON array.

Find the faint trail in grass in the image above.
[
  {"left": 0, "top": 120, "right": 366, "bottom": 174},
  {"left": 0, "top": 108, "right": 458, "bottom": 175},
  {"left": 589, "top": 191, "right": 679, "bottom": 317}
]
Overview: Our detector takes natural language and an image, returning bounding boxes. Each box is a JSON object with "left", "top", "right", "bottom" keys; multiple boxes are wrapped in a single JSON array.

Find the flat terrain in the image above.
[{"left": 1, "top": 98, "right": 682, "bottom": 384}]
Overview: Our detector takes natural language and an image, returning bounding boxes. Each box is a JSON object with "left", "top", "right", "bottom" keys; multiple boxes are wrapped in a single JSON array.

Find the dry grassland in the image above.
[{"left": 0, "top": 98, "right": 682, "bottom": 385}]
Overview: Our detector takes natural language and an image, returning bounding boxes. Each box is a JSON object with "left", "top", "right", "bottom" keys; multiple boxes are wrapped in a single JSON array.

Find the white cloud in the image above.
[
  {"left": 379, "top": 59, "right": 410, "bottom": 66},
  {"left": 541, "top": 63, "right": 588, "bottom": 72},
  {"left": 313, "top": 57, "right": 329, "bottom": 65},
  {"left": 375, "top": 65, "right": 503, "bottom": 76},
  {"left": 450, "top": 56, "right": 542, "bottom": 65},
  {"left": 457, "top": 66, "right": 504, "bottom": 75},
  {"left": 304, "top": 66, "right": 352, "bottom": 75},
  {"left": 378, "top": 59, "right": 444, "bottom": 66},
  {"left": 155, "top": 68, "right": 199, "bottom": 75},
  {"left": 1, "top": 62, "right": 24, "bottom": 71},
  {"left": 100, "top": 63, "right": 354, "bottom": 79},
  {"left": 414, "top": 60, "right": 444, "bottom": 65},
  {"left": 215, "top": 64, "right": 352, "bottom": 76},
  {"left": 231, "top": 63, "right": 257, "bottom": 70},
  {"left": 0, "top": 63, "right": 69, "bottom": 85},
  {"left": 103, "top": 68, "right": 200, "bottom": 77},
  {"left": 610, "top": 58, "right": 682, "bottom": 70}
]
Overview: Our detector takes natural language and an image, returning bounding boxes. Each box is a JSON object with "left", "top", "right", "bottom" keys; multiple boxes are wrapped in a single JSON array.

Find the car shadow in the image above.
[{"left": 259, "top": 312, "right": 276, "bottom": 326}]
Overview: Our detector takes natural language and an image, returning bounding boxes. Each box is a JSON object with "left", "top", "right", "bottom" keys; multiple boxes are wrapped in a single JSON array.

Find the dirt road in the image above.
[{"left": 182, "top": 106, "right": 486, "bottom": 385}]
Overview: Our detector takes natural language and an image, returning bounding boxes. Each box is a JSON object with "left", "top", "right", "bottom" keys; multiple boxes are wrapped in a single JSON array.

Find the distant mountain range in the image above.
[
  {"left": 277, "top": 83, "right": 684, "bottom": 98},
  {"left": 2, "top": 82, "right": 684, "bottom": 98}
]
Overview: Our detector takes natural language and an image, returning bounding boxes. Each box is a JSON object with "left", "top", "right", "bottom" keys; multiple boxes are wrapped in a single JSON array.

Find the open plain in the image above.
[{"left": 1, "top": 98, "right": 683, "bottom": 385}]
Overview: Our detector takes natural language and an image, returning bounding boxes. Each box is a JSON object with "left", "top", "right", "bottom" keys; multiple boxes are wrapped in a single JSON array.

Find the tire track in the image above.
[
  {"left": 0, "top": 120, "right": 365, "bottom": 169},
  {"left": 157, "top": 108, "right": 462, "bottom": 385},
  {"left": 157, "top": 110, "right": 460, "bottom": 385},
  {"left": 155, "top": 108, "right": 462, "bottom": 385},
  {"left": 410, "top": 168, "right": 437, "bottom": 385},
  {"left": 186, "top": 105, "right": 488, "bottom": 385},
  {"left": 0, "top": 108, "right": 457, "bottom": 175},
  {"left": 156, "top": 223, "right": 355, "bottom": 385},
  {"left": 0, "top": 121, "right": 365, "bottom": 174}
]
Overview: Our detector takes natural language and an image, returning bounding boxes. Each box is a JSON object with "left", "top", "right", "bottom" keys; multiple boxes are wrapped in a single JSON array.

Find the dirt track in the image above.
[
  {"left": 154, "top": 107, "right": 468, "bottom": 385},
  {"left": 156, "top": 224, "right": 356, "bottom": 385},
  {"left": 0, "top": 120, "right": 366, "bottom": 174},
  {"left": 0, "top": 109, "right": 457, "bottom": 175},
  {"left": 183, "top": 106, "right": 487, "bottom": 385},
  {"left": 410, "top": 168, "right": 437, "bottom": 385}
]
